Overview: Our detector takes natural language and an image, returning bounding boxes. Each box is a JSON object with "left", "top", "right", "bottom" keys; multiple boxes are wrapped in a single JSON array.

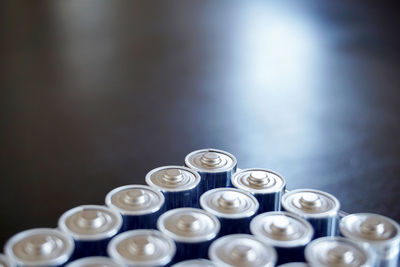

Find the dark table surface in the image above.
[{"left": 1, "top": 0, "right": 399, "bottom": 248}]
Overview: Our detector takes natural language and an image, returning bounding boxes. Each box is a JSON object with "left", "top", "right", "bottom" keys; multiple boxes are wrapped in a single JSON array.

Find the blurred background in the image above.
[{"left": 1, "top": 0, "right": 399, "bottom": 247}]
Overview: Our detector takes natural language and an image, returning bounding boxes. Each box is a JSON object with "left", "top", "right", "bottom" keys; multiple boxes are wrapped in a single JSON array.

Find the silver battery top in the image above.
[
  {"left": 145, "top": 166, "right": 200, "bottom": 192},
  {"left": 185, "top": 148, "right": 237, "bottom": 173},
  {"left": 107, "top": 229, "right": 175, "bottom": 267},
  {"left": 58, "top": 205, "right": 122, "bottom": 241},
  {"left": 0, "top": 254, "right": 14, "bottom": 267},
  {"left": 105, "top": 185, "right": 164, "bottom": 215},
  {"left": 305, "top": 237, "right": 373, "bottom": 267},
  {"left": 157, "top": 208, "right": 220, "bottom": 243},
  {"left": 200, "top": 188, "right": 259, "bottom": 219},
  {"left": 232, "top": 169, "right": 286, "bottom": 194},
  {"left": 281, "top": 189, "right": 340, "bottom": 218},
  {"left": 66, "top": 257, "right": 123, "bottom": 267},
  {"left": 171, "top": 259, "right": 218, "bottom": 267},
  {"left": 4, "top": 228, "right": 74, "bottom": 266},
  {"left": 209, "top": 234, "right": 277, "bottom": 267},
  {"left": 277, "top": 263, "right": 308, "bottom": 267},
  {"left": 250, "top": 211, "right": 313, "bottom": 248},
  {"left": 339, "top": 213, "right": 400, "bottom": 257}
]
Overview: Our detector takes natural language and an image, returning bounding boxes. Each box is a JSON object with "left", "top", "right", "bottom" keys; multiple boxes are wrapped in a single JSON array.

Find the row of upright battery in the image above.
[{"left": 1, "top": 148, "right": 399, "bottom": 267}]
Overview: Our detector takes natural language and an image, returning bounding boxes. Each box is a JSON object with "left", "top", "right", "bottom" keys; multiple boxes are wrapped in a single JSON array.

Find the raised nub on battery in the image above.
[
  {"left": 326, "top": 246, "right": 355, "bottom": 265},
  {"left": 163, "top": 169, "right": 184, "bottom": 183},
  {"left": 218, "top": 192, "right": 240, "bottom": 210},
  {"left": 248, "top": 171, "right": 270, "bottom": 186},
  {"left": 200, "top": 152, "right": 223, "bottom": 167}
]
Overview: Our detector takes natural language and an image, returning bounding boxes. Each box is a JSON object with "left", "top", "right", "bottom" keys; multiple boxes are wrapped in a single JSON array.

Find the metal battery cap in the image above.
[
  {"left": 157, "top": 208, "right": 220, "bottom": 243},
  {"left": 107, "top": 229, "right": 175, "bottom": 266},
  {"left": 209, "top": 234, "right": 277, "bottom": 267},
  {"left": 4, "top": 228, "right": 74, "bottom": 266},
  {"left": 105, "top": 185, "right": 164, "bottom": 215},
  {"left": 305, "top": 237, "right": 372, "bottom": 267},
  {"left": 185, "top": 148, "right": 237, "bottom": 173},
  {"left": 145, "top": 166, "right": 200, "bottom": 192},
  {"left": 66, "top": 256, "right": 123, "bottom": 267},
  {"left": 171, "top": 259, "right": 218, "bottom": 267},
  {"left": 58, "top": 205, "right": 122, "bottom": 241},
  {"left": 281, "top": 189, "right": 340, "bottom": 218},
  {"left": 340, "top": 213, "right": 400, "bottom": 243},
  {"left": 0, "top": 254, "right": 14, "bottom": 267},
  {"left": 250, "top": 211, "right": 313, "bottom": 248},
  {"left": 200, "top": 188, "right": 259, "bottom": 219},
  {"left": 232, "top": 169, "right": 286, "bottom": 194}
]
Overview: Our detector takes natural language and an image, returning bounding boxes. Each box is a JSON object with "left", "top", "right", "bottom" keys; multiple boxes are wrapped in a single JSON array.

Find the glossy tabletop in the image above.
[{"left": 0, "top": 0, "right": 399, "bottom": 247}]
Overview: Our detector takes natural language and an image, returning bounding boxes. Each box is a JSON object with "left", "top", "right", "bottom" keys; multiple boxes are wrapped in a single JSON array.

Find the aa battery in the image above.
[
  {"left": 146, "top": 166, "right": 201, "bottom": 210},
  {"left": 281, "top": 189, "right": 340, "bottom": 238},
  {"left": 105, "top": 184, "right": 165, "bottom": 231},
  {"left": 305, "top": 236, "right": 374, "bottom": 267},
  {"left": 157, "top": 208, "right": 220, "bottom": 263},
  {"left": 0, "top": 254, "right": 14, "bottom": 267},
  {"left": 171, "top": 259, "right": 218, "bottom": 267},
  {"left": 208, "top": 234, "right": 277, "bottom": 267},
  {"left": 200, "top": 187, "right": 259, "bottom": 236},
  {"left": 250, "top": 211, "right": 314, "bottom": 265},
  {"left": 232, "top": 168, "right": 286, "bottom": 213},
  {"left": 4, "top": 228, "right": 74, "bottom": 267},
  {"left": 340, "top": 213, "right": 400, "bottom": 267},
  {"left": 185, "top": 148, "right": 237, "bottom": 193},
  {"left": 107, "top": 229, "right": 176, "bottom": 267},
  {"left": 66, "top": 256, "right": 122, "bottom": 267},
  {"left": 58, "top": 205, "right": 122, "bottom": 259}
]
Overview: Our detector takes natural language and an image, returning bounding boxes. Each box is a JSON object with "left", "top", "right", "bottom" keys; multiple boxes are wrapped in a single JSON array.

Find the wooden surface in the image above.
[{"left": 1, "top": 0, "right": 399, "bottom": 246}]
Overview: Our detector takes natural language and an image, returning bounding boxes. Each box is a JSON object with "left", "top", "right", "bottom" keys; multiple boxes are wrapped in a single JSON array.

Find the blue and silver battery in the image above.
[
  {"left": 208, "top": 234, "right": 277, "bottom": 267},
  {"left": 105, "top": 185, "right": 165, "bottom": 231},
  {"left": 107, "top": 229, "right": 176, "bottom": 267},
  {"left": 305, "top": 236, "right": 374, "bottom": 267},
  {"left": 157, "top": 208, "right": 220, "bottom": 263},
  {"left": 200, "top": 188, "right": 259, "bottom": 236},
  {"left": 231, "top": 168, "right": 286, "bottom": 213},
  {"left": 250, "top": 211, "right": 314, "bottom": 265},
  {"left": 0, "top": 254, "right": 14, "bottom": 267},
  {"left": 4, "top": 228, "right": 74, "bottom": 267},
  {"left": 340, "top": 213, "right": 400, "bottom": 267},
  {"left": 145, "top": 166, "right": 201, "bottom": 210},
  {"left": 58, "top": 205, "right": 122, "bottom": 259},
  {"left": 171, "top": 259, "right": 218, "bottom": 267},
  {"left": 184, "top": 148, "right": 237, "bottom": 193},
  {"left": 66, "top": 257, "right": 122, "bottom": 267},
  {"left": 281, "top": 189, "right": 340, "bottom": 238}
]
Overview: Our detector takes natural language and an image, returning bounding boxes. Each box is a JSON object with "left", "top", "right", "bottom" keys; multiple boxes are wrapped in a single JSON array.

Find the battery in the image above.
[
  {"left": 339, "top": 213, "right": 400, "bottom": 267},
  {"left": 145, "top": 166, "right": 201, "bottom": 210},
  {"left": 171, "top": 259, "right": 218, "bottom": 267},
  {"left": 231, "top": 168, "right": 286, "bottom": 213},
  {"left": 305, "top": 236, "right": 374, "bottom": 267},
  {"left": 4, "top": 228, "right": 74, "bottom": 267},
  {"left": 105, "top": 184, "right": 165, "bottom": 231},
  {"left": 107, "top": 229, "right": 176, "bottom": 267},
  {"left": 184, "top": 148, "right": 237, "bottom": 193},
  {"left": 157, "top": 207, "right": 220, "bottom": 263},
  {"left": 281, "top": 189, "right": 340, "bottom": 238},
  {"left": 208, "top": 234, "right": 277, "bottom": 267},
  {"left": 58, "top": 205, "right": 122, "bottom": 259},
  {"left": 200, "top": 187, "right": 259, "bottom": 236},
  {"left": 66, "top": 256, "right": 122, "bottom": 267},
  {"left": 250, "top": 211, "right": 314, "bottom": 265},
  {"left": 277, "top": 263, "right": 308, "bottom": 267},
  {"left": 0, "top": 254, "right": 13, "bottom": 267}
]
